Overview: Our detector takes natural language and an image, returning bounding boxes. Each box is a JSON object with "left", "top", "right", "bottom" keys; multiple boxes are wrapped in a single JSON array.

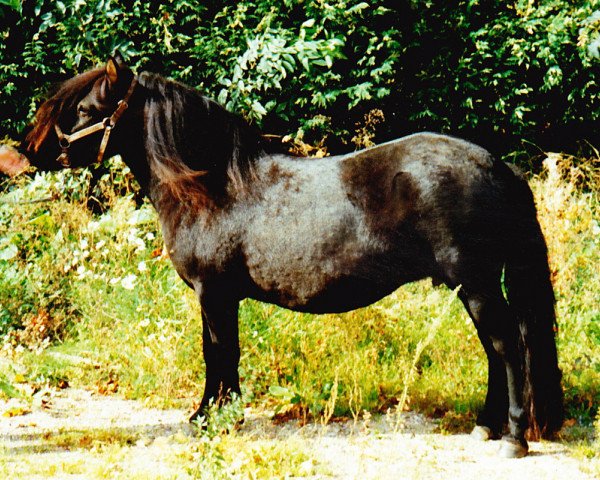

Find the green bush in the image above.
[{"left": 1, "top": 1, "right": 598, "bottom": 156}]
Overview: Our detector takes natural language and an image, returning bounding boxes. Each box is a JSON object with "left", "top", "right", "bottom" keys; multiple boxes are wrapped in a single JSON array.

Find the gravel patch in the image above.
[{"left": 0, "top": 388, "right": 595, "bottom": 479}]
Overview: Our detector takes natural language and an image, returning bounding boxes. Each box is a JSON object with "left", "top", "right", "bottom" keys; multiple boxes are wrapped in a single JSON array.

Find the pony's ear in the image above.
[
  {"left": 105, "top": 57, "right": 119, "bottom": 86},
  {"left": 105, "top": 52, "right": 129, "bottom": 88}
]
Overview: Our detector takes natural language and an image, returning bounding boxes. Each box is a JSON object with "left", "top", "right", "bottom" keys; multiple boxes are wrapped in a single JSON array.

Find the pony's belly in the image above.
[
  {"left": 248, "top": 270, "right": 418, "bottom": 314},
  {"left": 244, "top": 233, "right": 435, "bottom": 314},
  {"left": 284, "top": 283, "right": 400, "bottom": 314}
]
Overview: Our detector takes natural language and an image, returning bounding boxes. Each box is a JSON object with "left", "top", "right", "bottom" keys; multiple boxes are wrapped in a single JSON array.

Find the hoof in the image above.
[
  {"left": 471, "top": 425, "right": 493, "bottom": 441},
  {"left": 188, "top": 409, "right": 245, "bottom": 432},
  {"left": 189, "top": 414, "right": 208, "bottom": 429},
  {"left": 189, "top": 409, "right": 204, "bottom": 424},
  {"left": 498, "top": 437, "right": 528, "bottom": 458}
]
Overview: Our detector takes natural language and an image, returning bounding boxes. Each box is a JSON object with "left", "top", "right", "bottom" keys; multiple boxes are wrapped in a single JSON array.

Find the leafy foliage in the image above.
[
  {"left": 0, "top": 0, "right": 19, "bottom": 12},
  {"left": 0, "top": 0, "right": 597, "bottom": 156}
]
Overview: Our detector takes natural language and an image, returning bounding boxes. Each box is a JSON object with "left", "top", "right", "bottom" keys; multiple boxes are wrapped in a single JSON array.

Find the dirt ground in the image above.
[{"left": 0, "top": 388, "right": 596, "bottom": 479}]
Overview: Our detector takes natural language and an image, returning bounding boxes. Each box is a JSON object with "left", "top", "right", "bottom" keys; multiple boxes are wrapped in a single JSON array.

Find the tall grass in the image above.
[
  {"left": 534, "top": 154, "right": 599, "bottom": 424},
  {"left": 0, "top": 154, "right": 597, "bottom": 432}
]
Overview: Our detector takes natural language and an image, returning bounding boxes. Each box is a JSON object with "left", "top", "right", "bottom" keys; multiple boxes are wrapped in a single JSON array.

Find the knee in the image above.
[
  {"left": 467, "top": 294, "right": 512, "bottom": 331},
  {"left": 467, "top": 295, "right": 487, "bottom": 323},
  {"left": 492, "top": 338, "right": 507, "bottom": 357}
]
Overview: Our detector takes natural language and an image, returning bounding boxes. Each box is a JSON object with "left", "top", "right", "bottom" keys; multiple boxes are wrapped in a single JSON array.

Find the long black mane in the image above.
[{"left": 138, "top": 72, "right": 265, "bottom": 201}]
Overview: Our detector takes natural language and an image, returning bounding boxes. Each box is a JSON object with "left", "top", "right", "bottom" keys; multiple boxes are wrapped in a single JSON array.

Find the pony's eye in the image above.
[{"left": 77, "top": 105, "right": 90, "bottom": 116}]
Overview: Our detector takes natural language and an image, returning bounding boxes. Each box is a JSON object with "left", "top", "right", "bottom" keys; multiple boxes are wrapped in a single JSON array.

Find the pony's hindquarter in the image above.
[{"left": 371, "top": 137, "right": 564, "bottom": 449}]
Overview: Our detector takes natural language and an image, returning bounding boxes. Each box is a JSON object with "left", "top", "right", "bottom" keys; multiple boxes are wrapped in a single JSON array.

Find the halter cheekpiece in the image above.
[{"left": 54, "top": 77, "right": 138, "bottom": 167}]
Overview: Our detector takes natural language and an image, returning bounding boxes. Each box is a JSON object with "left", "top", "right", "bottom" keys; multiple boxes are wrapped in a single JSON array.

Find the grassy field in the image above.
[{"left": 0, "top": 153, "right": 598, "bottom": 476}]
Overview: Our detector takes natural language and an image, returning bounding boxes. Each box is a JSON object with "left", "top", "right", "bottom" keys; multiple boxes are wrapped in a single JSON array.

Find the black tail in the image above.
[{"left": 504, "top": 168, "right": 564, "bottom": 440}]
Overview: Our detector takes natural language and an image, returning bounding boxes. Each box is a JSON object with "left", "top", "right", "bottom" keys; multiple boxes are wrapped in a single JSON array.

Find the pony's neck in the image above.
[{"left": 127, "top": 72, "right": 265, "bottom": 210}]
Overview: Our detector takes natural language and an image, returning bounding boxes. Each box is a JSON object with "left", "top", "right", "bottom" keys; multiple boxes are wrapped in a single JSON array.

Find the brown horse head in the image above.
[{"left": 23, "top": 54, "right": 134, "bottom": 170}]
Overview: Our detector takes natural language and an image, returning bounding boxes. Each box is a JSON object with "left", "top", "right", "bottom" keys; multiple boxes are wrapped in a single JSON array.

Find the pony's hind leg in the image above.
[
  {"left": 465, "top": 305, "right": 509, "bottom": 439},
  {"left": 458, "top": 289, "right": 508, "bottom": 440},
  {"left": 460, "top": 288, "right": 529, "bottom": 458}
]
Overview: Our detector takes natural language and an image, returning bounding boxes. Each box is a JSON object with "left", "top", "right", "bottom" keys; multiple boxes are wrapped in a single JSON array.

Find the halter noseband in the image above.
[{"left": 54, "top": 77, "right": 138, "bottom": 167}]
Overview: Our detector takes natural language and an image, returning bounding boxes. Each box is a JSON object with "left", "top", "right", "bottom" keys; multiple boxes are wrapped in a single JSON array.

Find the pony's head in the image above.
[
  {"left": 24, "top": 54, "right": 135, "bottom": 170},
  {"left": 19, "top": 54, "right": 267, "bottom": 206}
]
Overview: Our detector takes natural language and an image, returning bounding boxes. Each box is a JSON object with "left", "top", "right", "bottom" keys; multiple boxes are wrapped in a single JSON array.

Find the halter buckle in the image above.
[{"left": 58, "top": 137, "right": 70, "bottom": 149}]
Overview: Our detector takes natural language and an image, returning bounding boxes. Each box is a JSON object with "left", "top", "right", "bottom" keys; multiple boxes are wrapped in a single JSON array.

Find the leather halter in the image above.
[{"left": 54, "top": 77, "right": 137, "bottom": 167}]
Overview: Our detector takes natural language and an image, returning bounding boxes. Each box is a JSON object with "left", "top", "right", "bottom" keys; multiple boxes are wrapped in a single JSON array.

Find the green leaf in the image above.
[
  {"left": 301, "top": 18, "right": 315, "bottom": 29},
  {"left": 347, "top": 2, "right": 369, "bottom": 14},
  {"left": 251, "top": 100, "right": 267, "bottom": 117},
  {"left": 588, "top": 38, "right": 600, "bottom": 60},
  {"left": 0, "top": 0, "right": 20, "bottom": 11},
  {"left": 269, "top": 385, "right": 295, "bottom": 400},
  {"left": 0, "top": 380, "right": 22, "bottom": 399},
  {"left": 28, "top": 212, "right": 55, "bottom": 229}
]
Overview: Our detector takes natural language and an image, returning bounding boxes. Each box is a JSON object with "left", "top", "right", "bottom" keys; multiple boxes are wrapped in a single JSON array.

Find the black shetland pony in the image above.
[{"left": 19, "top": 56, "right": 563, "bottom": 458}]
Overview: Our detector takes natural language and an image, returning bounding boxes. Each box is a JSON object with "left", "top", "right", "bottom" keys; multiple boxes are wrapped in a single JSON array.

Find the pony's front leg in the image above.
[{"left": 189, "top": 288, "right": 241, "bottom": 423}]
